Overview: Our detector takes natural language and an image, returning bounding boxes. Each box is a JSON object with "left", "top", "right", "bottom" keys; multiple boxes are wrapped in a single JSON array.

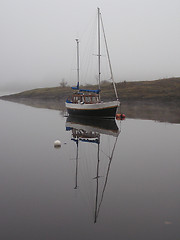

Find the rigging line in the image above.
[
  {"left": 95, "top": 134, "right": 116, "bottom": 158},
  {"left": 99, "top": 136, "right": 113, "bottom": 159},
  {"left": 100, "top": 13, "right": 119, "bottom": 101},
  {"left": 79, "top": 142, "right": 95, "bottom": 210},
  {"left": 99, "top": 148, "right": 110, "bottom": 159},
  {"left": 96, "top": 134, "right": 119, "bottom": 217},
  {"left": 107, "top": 135, "right": 110, "bottom": 158},
  {"left": 68, "top": 45, "right": 77, "bottom": 86},
  {"left": 79, "top": 11, "right": 97, "bottom": 41},
  {"left": 81, "top": 15, "right": 97, "bottom": 85}
]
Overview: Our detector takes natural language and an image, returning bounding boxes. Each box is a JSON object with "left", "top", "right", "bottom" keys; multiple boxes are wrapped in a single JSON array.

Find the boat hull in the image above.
[{"left": 65, "top": 101, "right": 120, "bottom": 118}]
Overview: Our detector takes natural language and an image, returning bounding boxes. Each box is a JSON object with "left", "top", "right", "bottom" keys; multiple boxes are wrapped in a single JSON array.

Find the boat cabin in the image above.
[{"left": 67, "top": 92, "right": 100, "bottom": 104}]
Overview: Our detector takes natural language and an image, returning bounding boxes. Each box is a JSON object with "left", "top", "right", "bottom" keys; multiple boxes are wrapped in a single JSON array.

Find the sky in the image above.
[{"left": 0, "top": 0, "right": 180, "bottom": 94}]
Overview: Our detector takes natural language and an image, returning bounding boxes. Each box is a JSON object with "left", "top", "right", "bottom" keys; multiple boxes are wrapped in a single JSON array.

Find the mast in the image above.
[
  {"left": 97, "top": 8, "right": 101, "bottom": 100},
  {"left": 94, "top": 139, "right": 100, "bottom": 223},
  {"left": 76, "top": 39, "right": 80, "bottom": 89},
  {"left": 74, "top": 140, "right": 79, "bottom": 189}
]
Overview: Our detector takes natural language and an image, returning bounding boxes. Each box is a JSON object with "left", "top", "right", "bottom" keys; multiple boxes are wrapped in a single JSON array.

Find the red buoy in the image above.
[{"left": 116, "top": 113, "right": 126, "bottom": 120}]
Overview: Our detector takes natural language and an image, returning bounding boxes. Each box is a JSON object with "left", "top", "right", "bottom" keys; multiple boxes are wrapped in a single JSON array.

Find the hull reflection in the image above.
[{"left": 66, "top": 116, "right": 120, "bottom": 137}]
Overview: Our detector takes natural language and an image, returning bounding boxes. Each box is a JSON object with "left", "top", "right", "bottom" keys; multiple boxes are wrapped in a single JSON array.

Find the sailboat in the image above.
[
  {"left": 65, "top": 8, "right": 120, "bottom": 119},
  {"left": 66, "top": 116, "right": 120, "bottom": 223}
]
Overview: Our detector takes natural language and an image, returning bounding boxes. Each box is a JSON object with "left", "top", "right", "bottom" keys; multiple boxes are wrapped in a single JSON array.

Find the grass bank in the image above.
[{"left": 1, "top": 77, "right": 180, "bottom": 103}]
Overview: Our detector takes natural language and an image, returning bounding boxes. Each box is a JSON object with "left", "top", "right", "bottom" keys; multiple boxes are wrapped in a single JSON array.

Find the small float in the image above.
[
  {"left": 54, "top": 140, "right": 61, "bottom": 148},
  {"left": 116, "top": 113, "right": 126, "bottom": 120}
]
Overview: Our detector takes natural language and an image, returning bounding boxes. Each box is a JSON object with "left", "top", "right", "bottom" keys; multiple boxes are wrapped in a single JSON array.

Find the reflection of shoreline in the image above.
[
  {"left": 0, "top": 98, "right": 65, "bottom": 112},
  {"left": 1, "top": 98, "right": 180, "bottom": 123},
  {"left": 121, "top": 101, "right": 180, "bottom": 124}
]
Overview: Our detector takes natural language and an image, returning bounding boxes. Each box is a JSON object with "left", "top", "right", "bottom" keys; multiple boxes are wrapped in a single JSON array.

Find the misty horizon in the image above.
[{"left": 1, "top": 0, "right": 180, "bottom": 95}]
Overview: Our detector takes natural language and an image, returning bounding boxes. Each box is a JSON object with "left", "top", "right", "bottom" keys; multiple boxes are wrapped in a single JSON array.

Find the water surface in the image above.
[{"left": 0, "top": 100, "right": 179, "bottom": 239}]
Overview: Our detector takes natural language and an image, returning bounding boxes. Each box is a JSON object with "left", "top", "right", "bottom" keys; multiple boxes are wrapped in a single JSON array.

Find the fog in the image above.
[{"left": 0, "top": 0, "right": 180, "bottom": 94}]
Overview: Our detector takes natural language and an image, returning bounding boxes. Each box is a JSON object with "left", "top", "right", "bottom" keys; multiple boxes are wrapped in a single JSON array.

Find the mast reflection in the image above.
[{"left": 66, "top": 116, "right": 121, "bottom": 223}]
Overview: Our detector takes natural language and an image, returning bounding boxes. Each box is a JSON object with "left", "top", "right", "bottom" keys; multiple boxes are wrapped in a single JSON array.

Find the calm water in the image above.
[{"left": 0, "top": 100, "right": 180, "bottom": 240}]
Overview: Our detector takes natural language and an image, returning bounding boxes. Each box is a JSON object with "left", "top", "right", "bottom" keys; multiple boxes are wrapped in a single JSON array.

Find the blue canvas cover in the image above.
[{"left": 79, "top": 89, "right": 100, "bottom": 94}]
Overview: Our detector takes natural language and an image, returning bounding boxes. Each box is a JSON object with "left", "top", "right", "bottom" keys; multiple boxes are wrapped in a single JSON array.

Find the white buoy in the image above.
[{"left": 54, "top": 140, "right": 61, "bottom": 148}]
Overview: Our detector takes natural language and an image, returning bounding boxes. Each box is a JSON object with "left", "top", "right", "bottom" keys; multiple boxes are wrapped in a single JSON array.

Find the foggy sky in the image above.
[{"left": 0, "top": 0, "right": 180, "bottom": 94}]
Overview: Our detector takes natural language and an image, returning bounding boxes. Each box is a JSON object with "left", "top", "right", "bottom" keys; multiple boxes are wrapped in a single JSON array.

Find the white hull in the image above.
[
  {"left": 65, "top": 100, "right": 120, "bottom": 118},
  {"left": 65, "top": 101, "right": 120, "bottom": 110}
]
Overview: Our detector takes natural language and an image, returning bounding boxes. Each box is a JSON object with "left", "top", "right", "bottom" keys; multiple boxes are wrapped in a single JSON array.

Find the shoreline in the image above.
[
  {"left": 1, "top": 97, "right": 180, "bottom": 124},
  {"left": 0, "top": 78, "right": 179, "bottom": 103}
]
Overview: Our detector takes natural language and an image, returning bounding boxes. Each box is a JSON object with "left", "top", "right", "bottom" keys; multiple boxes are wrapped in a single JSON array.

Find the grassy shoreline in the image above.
[{"left": 1, "top": 78, "right": 180, "bottom": 103}]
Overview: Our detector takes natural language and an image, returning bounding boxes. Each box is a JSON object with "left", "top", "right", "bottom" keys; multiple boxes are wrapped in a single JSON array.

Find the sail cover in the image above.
[{"left": 79, "top": 89, "right": 100, "bottom": 94}]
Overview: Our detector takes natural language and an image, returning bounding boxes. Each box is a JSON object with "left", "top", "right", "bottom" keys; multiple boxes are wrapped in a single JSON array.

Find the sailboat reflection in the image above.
[{"left": 66, "top": 116, "right": 121, "bottom": 223}]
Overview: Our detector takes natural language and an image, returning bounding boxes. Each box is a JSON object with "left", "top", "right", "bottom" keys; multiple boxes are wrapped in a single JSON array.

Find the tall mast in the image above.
[
  {"left": 76, "top": 39, "right": 80, "bottom": 89},
  {"left": 97, "top": 8, "right": 101, "bottom": 99}
]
